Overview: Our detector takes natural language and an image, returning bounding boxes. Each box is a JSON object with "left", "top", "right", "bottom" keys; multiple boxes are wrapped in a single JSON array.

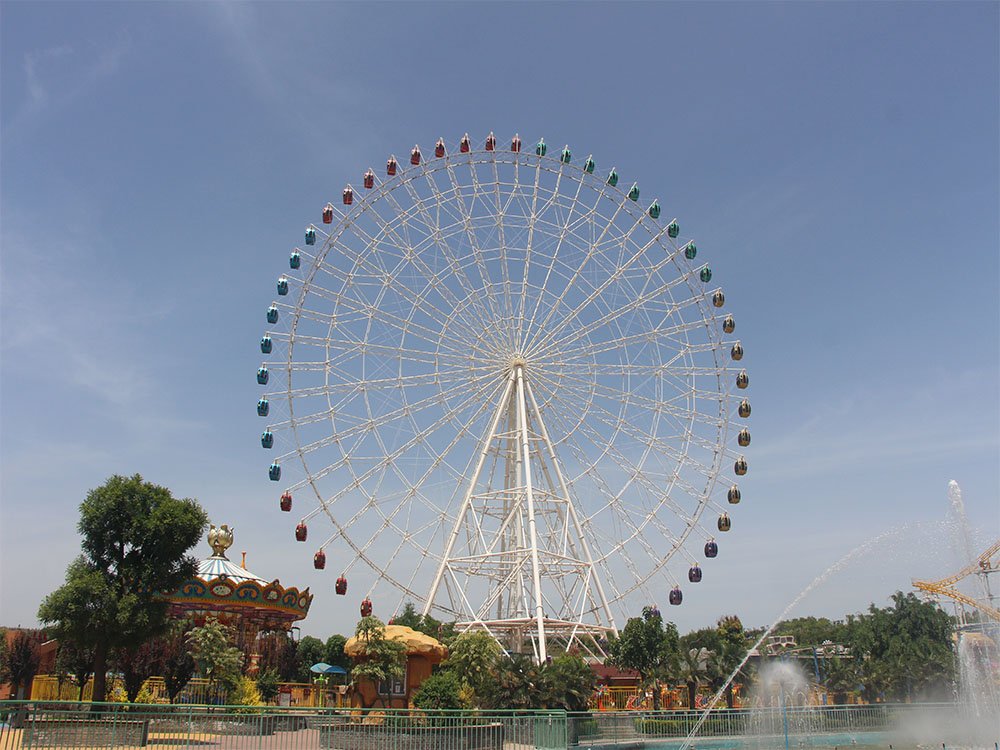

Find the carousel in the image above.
[{"left": 164, "top": 524, "right": 312, "bottom": 669}]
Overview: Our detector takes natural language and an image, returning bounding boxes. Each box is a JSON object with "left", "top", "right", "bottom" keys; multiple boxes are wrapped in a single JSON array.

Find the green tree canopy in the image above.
[
  {"left": 38, "top": 475, "right": 207, "bottom": 702},
  {"left": 607, "top": 606, "right": 679, "bottom": 710},
  {"left": 187, "top": 619, "right": 244, "bottom": 697},
  {"left": 445, "top": 630, "right": 502, "bottom": 700},
  {"left": 296, "top": 635, "right": 327, "bottom": 682},
  {"left": 772, "top": 616, "right": 848, "bottom": 648},
  {"left": 324, "top": 634, "right": 350, "bottom": 671},
  {"left": 715, "top": 615, "right": 749, "bottom": 709},
  {"left": 844, "top": 591, "right": 953, "bottom": 702}
]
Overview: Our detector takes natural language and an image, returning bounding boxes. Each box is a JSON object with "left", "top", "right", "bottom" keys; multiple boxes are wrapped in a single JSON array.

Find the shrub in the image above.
[{"left": 413, "top": 670, "right": 467, "bottom": 710}]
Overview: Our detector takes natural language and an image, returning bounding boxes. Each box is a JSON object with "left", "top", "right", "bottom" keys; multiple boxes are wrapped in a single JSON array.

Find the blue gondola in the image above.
[
  {"left": 261, "top": 431, "right": 274, "bottom": 449},
  {"left": 266, "top": 305, "right": 279, "bottom": 324},
  {"left": 257, "top": 366, "right": 269, "bottom": 385},
  {"left": 257, "top": 398, "right": 269, "bottom": 417},
  {"left": 305, "top": 227, "right": 316, "bottom": 246},
  {"left": 277, "top": 276, "right": 289, "bottom": 296},
  {"left": 260, "top": 335, "right": 272, "bottom": 354},
  {"left": 269, "top": 462, "right": 281, "bottom": 481},
  {"left": 289, "top": 250, "right": 301, "bottom": 269}
]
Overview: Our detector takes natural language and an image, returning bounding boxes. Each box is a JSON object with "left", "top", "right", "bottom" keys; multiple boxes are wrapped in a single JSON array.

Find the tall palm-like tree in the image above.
[{"left": 678, "top": 647, "right": 714, "bottom": 709}]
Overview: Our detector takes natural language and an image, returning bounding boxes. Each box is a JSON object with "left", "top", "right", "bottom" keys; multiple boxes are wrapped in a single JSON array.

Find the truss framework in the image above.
[{"left": 424, "top": 364, "right": 617, "bottom": 660}]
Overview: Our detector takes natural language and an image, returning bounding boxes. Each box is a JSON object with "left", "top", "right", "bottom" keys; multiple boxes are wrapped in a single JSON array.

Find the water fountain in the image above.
[
  {"left": 676, "top": 510, "right": 1000, "bottom": 750},
  {"left": 745, "top": 661, "right": 812, "bottom": 750}
]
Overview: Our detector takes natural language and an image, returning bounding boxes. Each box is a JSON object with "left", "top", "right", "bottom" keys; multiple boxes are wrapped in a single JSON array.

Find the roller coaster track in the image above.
[{"left": 913, "top": 539, "right": 1000, "bottom": 622}]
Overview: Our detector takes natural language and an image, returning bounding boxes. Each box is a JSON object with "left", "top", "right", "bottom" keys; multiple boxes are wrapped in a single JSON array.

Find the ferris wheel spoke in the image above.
[
  {"left": 528, "top": 281, "right": 711, "bottom": 364},
  {"left": 524, "top": 223, "right": 685, "bottom": 358},
  {"left": 522, "top": 166, "right": 592, "bottom": 347},
  {"left": 344, "top": 193, "right": 496, "bottom": 346},
  {"left": 266, "top": 368, "right": 476, "bottom": 408},
  {"left": 537, "top": 403, "right": 669, "bottom": 597},
  {"left": 395, "top": 172, "right": 506, "bottom": 348},
  {"left": 297, "top": 374, "right": 504, "bottom": 509},
  {"left": 523, "top": 184, "right": 631, "bottom": 343},
  {"left": 424, "top": 162, "right": 510, "bottom": 335},
  {"left": 441, "top": 165, "right": 507, "bottom": 334},
  {"left": 276, "top": 371, "right": 497, "bottom": 465},
  {"left": 534, "top": 365, "right": 729, "bottom": 432},
  {"left": 528, "top": 372, "right": 709, "bottom": 530}
]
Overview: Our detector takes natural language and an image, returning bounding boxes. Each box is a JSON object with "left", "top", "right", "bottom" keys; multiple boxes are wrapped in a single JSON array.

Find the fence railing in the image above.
[
  {"left": 0, "top": 701, "right": 567, "bottom": 750},
  {"left": 567, "top": 702, "right": 969, "bottom": 744}
]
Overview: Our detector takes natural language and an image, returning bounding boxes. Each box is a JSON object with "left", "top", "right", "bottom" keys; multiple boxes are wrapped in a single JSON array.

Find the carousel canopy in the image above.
[{"left": 164, "top": 523, "right": 312, "bottom": 631}]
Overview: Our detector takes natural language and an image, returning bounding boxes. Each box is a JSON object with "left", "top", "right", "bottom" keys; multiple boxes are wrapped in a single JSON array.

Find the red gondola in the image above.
[
  {"left": 314, "top": 549, "right": 326, "bottom": 570},
  {"left": 485, "top": 132, "right": 496, "bottom": 151},
  {"left": 363, "top": 169, "right": 375, "bottom": 189},
  {"left": 460, "top": 134, "right": 471, "bottom": 153},
  {"left": 280, "top": 492, "right": 292, "bottom": 512},
  {"left": 295, "top": 523, "right": 307, "bottom": 542},
  {"left": 410, "top": 145, "right": 421, "bottom": 165},
  {"left": 434, "top": 138, "right": 445, "bottom": 158},
  {"left": 360, "top": 598, "right": 373, "bottom": 617},
  {"left": 336, "top": 576, "right": 347, "bottom": 595},
  {"left": 342, "top": 187, "right": 353, "bottom": 206},
  {"left": 322, "top": 204, "right": 334, "bottom": 223},
  {"left": 386, "top": 156, "right": 398, "bottom": 176},
  {"left": 511, "top": 134, "right": 521, "bottom": 152}
]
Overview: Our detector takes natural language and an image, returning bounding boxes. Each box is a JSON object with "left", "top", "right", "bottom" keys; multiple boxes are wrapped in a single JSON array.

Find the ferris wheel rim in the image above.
[{"left": 260, "top": 132, "right": 750, "bottom": 620}]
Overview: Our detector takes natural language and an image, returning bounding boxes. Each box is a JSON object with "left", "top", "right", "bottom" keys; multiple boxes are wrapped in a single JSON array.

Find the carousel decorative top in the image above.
[
  {"left": 164, "top": 524, "right": 312, "bottom": 630},
  {"left": 208, "top": 524, "right": 235, "bottom": 557}
]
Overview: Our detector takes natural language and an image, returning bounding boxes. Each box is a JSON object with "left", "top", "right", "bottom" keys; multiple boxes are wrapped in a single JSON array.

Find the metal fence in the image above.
[
  {"left": 0, "top": 701, "right": 567, "bottom": 750},
  {"left": 567, "top": 702, "right": 969, "bottom": 745}
]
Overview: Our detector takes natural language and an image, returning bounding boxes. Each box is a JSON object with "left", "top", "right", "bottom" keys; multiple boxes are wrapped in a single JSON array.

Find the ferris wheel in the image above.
[{"left": 256, "top": 132, "right": 751, "bottom": 660}]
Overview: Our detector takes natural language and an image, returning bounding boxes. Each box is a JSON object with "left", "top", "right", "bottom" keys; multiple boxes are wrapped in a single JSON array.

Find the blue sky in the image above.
[{"left": 1, "top": 2, "right": 997, "bottom": 639}]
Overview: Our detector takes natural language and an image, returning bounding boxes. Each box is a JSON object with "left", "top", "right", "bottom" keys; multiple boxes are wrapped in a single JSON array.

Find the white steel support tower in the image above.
[{"left": 424, "top": 362, "right": 617, "bottom": 661}]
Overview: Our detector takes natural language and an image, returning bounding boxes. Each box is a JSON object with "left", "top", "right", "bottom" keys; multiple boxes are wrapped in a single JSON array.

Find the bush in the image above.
[
  {"left": 232, "top": 675, "right": 263, "bottom": 713},
  {"left": 256, "top": 668, "right": 280, "bottom": 703},
  {"left": 412, "top": 670, "right": 467, "bottom": 710}
]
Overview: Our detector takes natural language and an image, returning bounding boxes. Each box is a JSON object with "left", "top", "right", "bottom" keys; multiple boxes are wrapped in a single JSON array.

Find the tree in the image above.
[
  {"left": 540, "top": 654, "right": 595, "bottom": 711},
  {"left": 349, "top": 616, "right": 406, "bottom": 708},
  {"left": 324, "top": 634, "right": 350, "bottom": 671},
  {"left": 160, "top": 620, "right": 196, "bottom": 703},
  {"left": 55, "top": 640, "right": 95, "bottom": 701},
  {"left": 1, "top": 630, "right": 43, "bottom": 700},
  {"left": 256, "top": 668, "right": 280, "bottom": 703},
  {"left": 844, "top": 592, "right": 953, "bottom": 702},
  {"left": 607, "top": 606, "right": 679, "bottom": 710},
  {"left": 445, "top": 630, "right": 502, "bottom": 701},
  {"left": 412, "top": 670, "right": 466, "bottom": 710},
  {"left": 38, "top": 475, "right": 207, "bottom": 702},
  {"left": 822, "top": 656, "right": 858, "bottom": 705},
  {"left": 772, "top": 616, "right": 847, "bottom": 649},
  {"left": 115, "top": 639, "right": 163, "bottom": 703},
  {"left": 479, "top": 653, "right": 544, "bottom": 710},
  {"left": 391, "top": 602, "right": 453, "bottom": 641},
  {"left": 677, "top": 646, "right": 713, "bottom": 709},
  {"left": 715, "top": 615, "right": 749, "bottom": 709},
  {"left": 187, "top": 619, "right": 244, "bottom": 699},
  {"left": 296, "top": 635, "right": 326, "bottom": 682}
]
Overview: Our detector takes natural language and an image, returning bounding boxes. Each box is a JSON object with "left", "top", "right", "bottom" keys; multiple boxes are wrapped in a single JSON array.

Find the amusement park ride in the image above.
[
  {"left": 256, "top": 131, "right": 751, "bottom": 662},
  {"left": 913, "top": 539, "right": 1000, "bottom": 625}
]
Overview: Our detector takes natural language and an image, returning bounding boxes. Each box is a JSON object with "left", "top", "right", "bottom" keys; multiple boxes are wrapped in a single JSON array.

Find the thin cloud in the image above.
[{"left": 3, "top": 32, "right": 130, "bottom": 143}]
